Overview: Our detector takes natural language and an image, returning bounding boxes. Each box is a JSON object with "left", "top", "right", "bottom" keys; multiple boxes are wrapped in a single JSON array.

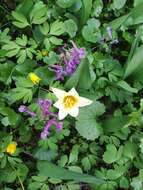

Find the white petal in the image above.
[
  {"left": 51, "top": 87, "right": 66, "bottom": 99},
  {"left": 69, "top": 106, "right": 79, "bottom": 118},
  {"left": 53, "top": 99, "right": 63, "bottom": 109},
  {"left": 67, "top": 87, "right": 79, "bottom": 97},
  {"left": 78, "top": 97, "right": 93, "bottom": 107},
  {"left": 58, "top": 109, "right": 68, "bottom": 120}
]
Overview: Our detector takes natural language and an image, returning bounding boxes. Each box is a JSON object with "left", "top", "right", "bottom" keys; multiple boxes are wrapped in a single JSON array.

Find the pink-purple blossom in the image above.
[
  {"left": 37, "top": 99, "right": 53, "bottom": 117},
  {"left": 18, "top": 105, "right": 36, "bottom": 117},
  {"left": 49, "top": 41, "right": 85, "bottom": 80},
  {"left": 40, "top": 118, "right": 63, "bottom": 139}
]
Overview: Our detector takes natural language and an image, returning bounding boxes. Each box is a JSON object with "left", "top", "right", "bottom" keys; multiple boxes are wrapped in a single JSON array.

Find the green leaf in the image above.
[
  {"left": 0, "top": 61, "right": 15, "bottom": 85},
  {"left": 65, "top": 58, "right": 93, "bottom": 90},
  {"left": 103, "top": 144, "right": 122, "bottom": 164},
  {"left": 124, "top": 45, "right": 143, "bottom": 78},
  {"left": 75, "top": 101, "right": 105, "bottom": 140},
  {"left": 68, "top": 145, "right": 79, "bottom": 164},
  {"left": 134, "top": 0, "right": 143, "bottom": 6},
  {"left": 34, "top": 149, "right": 57, "bottom": 161},
  {"left": 10, "top": 87, "right": 33, "bottom": 103},
  {"left": 64, "top": 19, "right": 78, "bottom": 38},
  {"left": 0, "top": 106, "right": 20, "bottom": 126},
  {"left": 57, "top": 0, "right": 76, "bottom": 8},
  {"left": 82, "top": 18, "right": 101, "bottom": 43},
  {"left": 35, "top": 66, "right": 54, "bottom": 85},
  {"left": 123, "top": 141, "right": 138, "bottom": 159},
  {"left": 37, "top": 161, "right": 105, "bottom": 184},
  {"left": 2, "top": 41, "right": 20, "bottom": 57},
  {"left": 28, "top": 182, "right": 43, "bottom": 190},
  {"left": 12, "top": 11, "right": 29, "bottom": 28},
  {"left": 30, "top": 1, "right": 47, "bottom": 24},
  {"left": 49, "top": 36, "right": 63, "bottom": 45},
  {"left": 103, "top": 116, "right": 128, "bottom": 132},
  {"left": 39, "top": 22, "right": 50, "bottom": 35},
  {"left": 50, "top": 20, "right": 65, "bottom": 36},
  {"left": 80, "top": 0, "right": 92, "bottom": 26},
  {"left": 112, "top": 0, "right": 127, "bottom": 10},
  {"left": 117, "top": 80, "right": 138, "bottom": 93}
]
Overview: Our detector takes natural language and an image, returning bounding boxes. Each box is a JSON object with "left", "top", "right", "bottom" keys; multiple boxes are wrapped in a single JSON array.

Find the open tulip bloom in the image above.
[{"left": 51, "top": 87, "right": 93, "bottom": 120}]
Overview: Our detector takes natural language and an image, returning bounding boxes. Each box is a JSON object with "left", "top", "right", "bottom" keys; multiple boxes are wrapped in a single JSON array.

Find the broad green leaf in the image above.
[
  {"left": 124, "top": 45, "right": 143, "bottom": 78},
  {"left": 134, "top": 0, "right": 143, "bottom": 6},
  {"left": 64, "top": 19, "right": 78, "bottom": 38},
  {"left": 37, "top": 161, "right": 105, "bottom": 184},
  {"left": 75, "top": 101, "right": 105, "bottom": 140},
  {"left": 103, "top": 116, "right": 128, "bottom": 132},
  {"left": 34, "top": 149, "right": 57, "bottom": 161},
  {"left": 12, "top": 11, "right": 29, "bottom": 28},
  {"left": 110, "top": 14, "right": 129, "bottom": 30},
  {"left": 80, "top": 0, "right": 92, "bottom": 26},
  {"left": 65, "top": 58, "right": 93, "bottom": 90},
  {"left": 110, "top": 3, "right": 143, "bottom": 30}
]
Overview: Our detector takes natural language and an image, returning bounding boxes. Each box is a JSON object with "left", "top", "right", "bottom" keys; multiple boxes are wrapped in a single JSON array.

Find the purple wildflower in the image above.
[
  {"left": 49, "top": 41, "right": 85, "bottom": 79},
  {"left": 18, "top": 105, "right": 36, "bottom": 117},
  {"left": 64, "top": 41, "right": 85, "bottom": 75},
  {"left": 37, "top": 99, "right": 55, "bottom": 117},
  {"left": 40, "top": 118, "right": 63, "bottom": 139},
  {"left": 48, "top": 65, "right": 66, "bottom": 80}
]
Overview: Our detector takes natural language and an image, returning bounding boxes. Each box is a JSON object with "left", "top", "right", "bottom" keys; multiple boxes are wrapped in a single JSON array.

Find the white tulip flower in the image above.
[{"left": 51, "top": 87, "right": 93, "bottom": 120}]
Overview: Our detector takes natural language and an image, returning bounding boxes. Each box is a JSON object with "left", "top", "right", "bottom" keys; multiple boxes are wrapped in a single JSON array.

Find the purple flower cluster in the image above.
[
  {"left": 18, "top": 105, "right": 36, "bottom": 117},
  {"left": 18, "top": 99, "right": 62, "bottom": 139},
  {"left": 38, "top": 99, "right": 62, "bottom": 139},
  {"left": 37, "top": 99, "right": 53, "bottom": 117},
  {"left": 48, "top": 65, "right": 66, "bottom": 80},
  {"left": 49, "top": 41, "right": 85, "bottom": 80},
  {"left": 64, "top": 41, "right": 85, "bottom": 75},
  {"left": 41, "top": 118, "right": 62, "bottom": 139}
]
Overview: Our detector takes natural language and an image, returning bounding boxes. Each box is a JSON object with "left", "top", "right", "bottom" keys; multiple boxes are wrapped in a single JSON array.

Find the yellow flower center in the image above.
[
  {"left": 63, "top": 95, "right": 77, "bottom": 108},
  {"left": 6, "top": 142, "right": 17, "bottom": 155}
]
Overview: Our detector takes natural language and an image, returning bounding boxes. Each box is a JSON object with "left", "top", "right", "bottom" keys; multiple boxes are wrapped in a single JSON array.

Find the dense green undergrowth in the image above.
[{"left": 1, "top": 0, "right": 143, "bottom": 189}]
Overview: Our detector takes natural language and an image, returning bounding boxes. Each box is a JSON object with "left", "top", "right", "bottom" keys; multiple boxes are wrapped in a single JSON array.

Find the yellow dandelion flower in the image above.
[
  {"left": 6, "top": 142, "right": 17, "bottom": 155},
  {"left": 28, "top": 72, "right": 41, "bottom": 84},
  {"left": 41, "top": 50, "right": 48, "bottom": 56}
]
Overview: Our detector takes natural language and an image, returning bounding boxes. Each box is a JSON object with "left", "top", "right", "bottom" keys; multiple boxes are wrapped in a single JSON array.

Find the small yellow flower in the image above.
[
  {"left": 52, "top": 87, "right": 93, "bottom": 120},
  {"left": 28, "top": 72, "right": 41, "bottom": 84},
  {"left": 41, "top": 50, "right": 48, "bottom": 56},
  {"left": 37, "top": 50, "right": 48, "bottom": 57},
  {"left": 6, "top": 142, "right": 17, "bottom": 155}
]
